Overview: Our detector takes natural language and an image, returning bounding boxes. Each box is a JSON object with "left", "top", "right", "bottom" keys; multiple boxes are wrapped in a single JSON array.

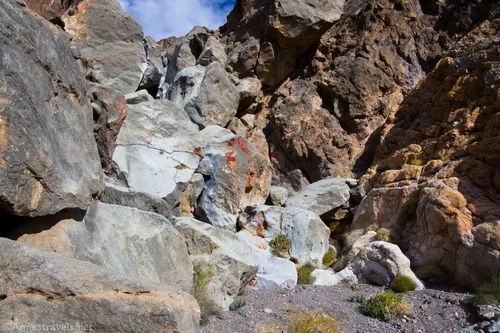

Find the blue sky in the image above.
[{"left": 119, "top": 0, "right": 235, "bottom": 40}]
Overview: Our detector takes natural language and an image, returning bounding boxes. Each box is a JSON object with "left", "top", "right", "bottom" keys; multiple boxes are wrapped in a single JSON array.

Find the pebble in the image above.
[{"left": 264, "top": 308, "right": 273, "bottom": 314}]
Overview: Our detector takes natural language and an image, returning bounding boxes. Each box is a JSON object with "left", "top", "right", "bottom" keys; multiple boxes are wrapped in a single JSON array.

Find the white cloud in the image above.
[{"left": 119, "top": 0, "right": 235, "bottom": 40}]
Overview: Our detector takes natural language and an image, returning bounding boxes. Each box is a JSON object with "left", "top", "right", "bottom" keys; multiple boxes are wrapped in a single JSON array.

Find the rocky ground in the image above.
[{"left": 203, "top": 284, "right": 476, "bottom": 333}]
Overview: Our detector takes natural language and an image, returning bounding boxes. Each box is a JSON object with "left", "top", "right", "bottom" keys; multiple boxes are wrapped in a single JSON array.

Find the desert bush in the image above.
[
  {"left": 408, "top": 157, "right": 424, "bottom": 166},
  {"left": 229, "top": 298, "right": 246, "bottom": 311},
  {"left": 322, "top": 247, "right": 337, "bottom": 268},
  {"left": 289, "top": 310, "right": 342, "bottom": 333},
  {"left": 376, "top": 228, "right": 391, "bottom": 242},
  {"left": 269, "top": 234, "right": 292, "bottom": 256},
  {"left": 361, "top": 291, "right": 413, "bottom": 321},
  {"left": 297, "top": 263, "right": 316, "bottom": 285},
  {"left": 391, "top": 276, "right": 417, "bottom": 293},
  {"left": 472, "top": 279, "right": 500, "bottom": 305},
  {"left": 365, "top": 224, "right": 392, "bottom": 242},
  {"left": 191, "top": 262, "right": 221, "bottom": 324}
]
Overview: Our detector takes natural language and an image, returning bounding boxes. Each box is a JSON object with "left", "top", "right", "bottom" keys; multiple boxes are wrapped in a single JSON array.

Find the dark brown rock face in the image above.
[
  {"left": 352, "top": 2, "right": 500, "bottom": 288},
  {"left": 223, "top": 0, "right": 344, "bottom": 86},
  {"left": 264, "top": 0, "right": 447, "bottom": 189},
  {"left": 25, "top": 0, "right": 81, "bottom": 22}
]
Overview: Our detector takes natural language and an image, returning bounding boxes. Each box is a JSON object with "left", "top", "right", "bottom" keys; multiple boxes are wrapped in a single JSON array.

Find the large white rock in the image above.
[
  {"left": 18, "top": 202, "right": 194, "bottom": 290},
  {"left": 285, "top": 178, "right": 351, "bottom": 218},
  {"left": 174, "top": 217, "right": 258, "bottom": 310},
  {"left": 313, "top": 241, "right": 424, "bottom": 290},
  {"left": 236, "top": 230, "right": 297, "bottom": 289},
  {"left": 280, "top": 208, "right": 330, "bottom": 266},
  {"left": 312, "top": 267, "right": 358, "bottom": 286},
  {"left": 112, "top": 100, "right": 203, "bottom": 198},
  {"left": 352, "top": 241, "right": 424, "bottom": 290}
]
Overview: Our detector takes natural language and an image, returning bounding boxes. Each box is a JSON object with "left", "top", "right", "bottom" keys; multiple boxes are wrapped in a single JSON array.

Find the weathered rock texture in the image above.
[
  {"left": 264, "top": 0, "right": 449, "bottom": 188},
  {"left": 25, "top": 0, "right": 81, "bottom": 22},
  {"left": 0, "top": 0, "right": 103, "bottom": 218},
  {"left": 353, "top": 2, "right": 500, "bottom": 288},
  {"left": 196, "top": 126, "right": 271, "bottom": 229},
  {"left": 0, "top": 238, "right": 200, "bottom": 333},
  {"left": 18, "top": 202, "right": 194, "bottom": 290},
  {"left": 112, "top": 100, "right": 202, "bottom": 199}
]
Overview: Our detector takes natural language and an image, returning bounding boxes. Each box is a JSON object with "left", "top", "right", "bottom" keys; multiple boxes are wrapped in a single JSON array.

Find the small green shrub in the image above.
[
  {"left": 191, "top": 262, "right": 221, "bottom": 323},
  {"left": 68, "top": 9, "right": 75, "bottom": 16},
  {"left": 361, "top": 291, "right": 413, "bottom": 321},
  {"left": 289, "top": 311, "right": 342, "bottom": 333},
  {"left": 269, "top": 234, "right": 292, "bottom": 256},
  {"left": 472, "top": 279, "right": 500, "bottom": 305},
  {"left": 297, "top": 263, "right": 316, "bottom": 285},
  {"left": 322, "top": 247, "right": 337, "bottom": 268},
  {"left": 391, "top": 276, "right": 417, "bottom": 293},
  {"left": 366, "top": 224, "right": 392, "bottom": 242},
  {"left": 408, "top": 158, "right": 424, "bottom": 166},
  {"left": 229, "top": 298, "right": 246, "bottom": 311},
  {"left": 376, "top": 228, "right": 391, "bottom": 242}
]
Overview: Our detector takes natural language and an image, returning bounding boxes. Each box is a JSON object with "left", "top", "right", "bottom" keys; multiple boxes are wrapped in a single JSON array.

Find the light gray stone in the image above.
[
  {"left": 244, "top": 205, "right": 286, "bottom": 239},
  {"left": 0, "top": 0, "right": 103, "bottom": 217},
  {"left": 280, "top": 208, "right": 330, "bottom": 265},
  {"left": 63, "top": 0, "right": 146, "bottom": 94},
  {"left": 315, "top": 241, "right": 424, "bottom": 290},
  {"left": 268, "top": 186, "right": 288, "bottom": 206},
  {"left": 100, "top": 181, "right": 174, "bottom": 217},
  {"left": 285, "top": 178, "right": 351, "bottom": 218},
  {"left": 236, "top": 230, "right": 297, "bottom": 289},
  {"left": 168, "top": 62, "right": 239, "bottom": 128},
  {"left": 125, "top": 90, "right": 154, "bottom": 104},
  {"left": 197, "top": 36, "right": 227, "bottom": 66},
  {"left": 174, "top": 217, "right": 258, "bottom": 310},
  {"left": 18, "top": 202, "right": 194, "bottom": 290},
  {"left": 0, "top": 238, "right": 200, "bottom": 333},
  {"left": 312, "top": 267, "right": 358, "bottom": 286},
  {"left": 112, "top": 100, "right": 203, "bottom": 198}
]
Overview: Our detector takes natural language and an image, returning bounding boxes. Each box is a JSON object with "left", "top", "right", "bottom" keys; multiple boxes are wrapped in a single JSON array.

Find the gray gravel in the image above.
[{"left": 202, "top": 284, "right": 476, "bottom": 333}]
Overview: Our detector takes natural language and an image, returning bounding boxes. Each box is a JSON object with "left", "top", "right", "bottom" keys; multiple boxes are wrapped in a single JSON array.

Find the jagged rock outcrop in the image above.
[
  {"left": 168, "top": 62, "right": 239, "bottom": 128},
  {"left": 223, "top": 0, "right": 345, "bottom": 86},
  {"left": 2, "top": 0, "right": 500, "bottom": 329},
  {"left": 0, "top": 238, "right": 200, "bottom": 333},
  {"left": 17, "top": 202, "right": 194, "bottom": 290},
  {"left": 256, "top": 0, "right": 472, "bottom": 189},
  {"left": 0, "top": 0, "right": 103, "bottom": 218},
  {"left": 352, "top": 2, "right": 500, "bottom": 288},
  {"left": 197, "top": 126, "right": 271, "bottom": 230},
  {"left": 25, "top": 0, "right": 80, "bottom": 22},
  {"left": 63, "top": 0, "right": 145, "bottom": 95}
]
